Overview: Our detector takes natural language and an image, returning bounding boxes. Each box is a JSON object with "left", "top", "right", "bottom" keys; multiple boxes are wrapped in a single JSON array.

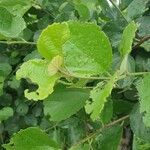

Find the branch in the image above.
[
  {"left": 0, "top": 40, "right": 36, "bottom": 45},
  {"left": 133, "top": 35, "right": 150, "bottom": 49},
  {"left": 70, "top": 115, "right": 129, "bottom": 149}
]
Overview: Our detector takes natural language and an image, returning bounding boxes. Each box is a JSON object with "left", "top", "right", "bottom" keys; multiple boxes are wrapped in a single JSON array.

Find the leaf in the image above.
[
  {"left": 3, "top": 127, "right": 60, "bottom": 150},
  {"left": 63, "top": 21, "right": 112, "bottom": 76},
  {"left": 136, "top": 74, "right": 150, "bottom": 127},
  {"left": 126, "top": 0, "right": 149, "bottom": 21},
  {"left": 0, "top": 7, "right": 26, "bottom": 38},
  {"left": 38, "top": 21, "right": 112, "bottom": 77},
  {"left": 48, "top": 55, "right": 63, "bottom": 76},
  {"left": 0, "top": 0, "right": 33, "bottom": 16},
  {"left": 85, "top": 73, "right": 117, "bottom": 121},
  {"left": 16, "top": 59, "right": 59, "bottom": 101},
  {"left": 119, "top": 21, "right": 137, "bottom": 58},
  {"left": 37, "top": 22, "right": 70, "bottom": 60},
  {"left": 0, "top": 107, "right": 13, "bottom": 123},
  {"left": 137, "top": 16, "right": 150, "bottom": 52},
  {"left": 130, "top": 104, "right": 150, "bottom": 142},
  {"left": 95, "top": 125, "right": 123, "bottom": 150},
  {"left": 44, "top": 88, "right": 89, "bottom": 121}
]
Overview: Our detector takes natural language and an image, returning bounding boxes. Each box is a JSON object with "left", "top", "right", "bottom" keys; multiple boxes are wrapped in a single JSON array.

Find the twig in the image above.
[
  {"left": 0, "top": 40, "right": 36, "bottom": 45},
  {"left": 70, "top": 115, "right": 129, "bottom": 149},
  {"left": 132, "top": 35, "right": 150, "bottom": 49},
  {"left": 127, "top": 72, "right": 150, "bottom": 76}
]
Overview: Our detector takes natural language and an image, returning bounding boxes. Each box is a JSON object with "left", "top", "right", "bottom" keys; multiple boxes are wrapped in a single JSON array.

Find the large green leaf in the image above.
[
  {"left": 3, "top": 127, "right": 60, "bottom": 150},
  {"left": 136, "top": 74, "right": 150, "bottom": 127},
  {"left": 85, "top": 73, "right": 117, "bottom": 121},
  {"left": 16, "top": 59, "right": 59, "bottom": 101},
  {"left": 44, "top": 88, "right": 89, "bottom": 121},
  {"left": 63, "top": 21, "right": 112, "bottom": 76},
  {"left": 38, "top": 21, "right": 112, "bottom": 77},
  {"left": 0, "top": 107, "right": 13, "bottom": 123},
  {"left": 119, "top": 21, "right": 137, "bottom": 58},
  {"left": 126, "top": 0, "right": 149, "bottom": 21},
  {"left": 0, "top": 7, "right": 26, "bottom": 38},
  {"left": 0, "top": 0, "right": 33, "bottom": 16}
]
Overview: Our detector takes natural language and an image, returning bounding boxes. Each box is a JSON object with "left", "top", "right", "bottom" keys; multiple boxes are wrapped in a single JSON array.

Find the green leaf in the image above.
[
  {"left": 37, "top": 22, "right": 70, "bottom": 60},
  {"left": 95, "top": 125, "right": 123, "bottom": 150},
  {"left": 119, "top": 21, "right": 137, "bottom": 58},
  {"left": 0, "top": 7, "right": 26, "bottom": 38},
  {"left": 0, "top": 0, "right": 33, "bottom": 16},
  {"left": 63, "top": 21, "right": 112, "bottom": 76},
  {"left": 130, "top": 104, "right": 150, "bottom": 142},
  {"left": 44, "top": 88, "right": 89, "bottom": 121},
  {"left": 85, "top": 73, "right": 117, "bottom": 121},
  {"left": 75, "top": 4, "right": 90, "bottom": 21},
  {"left": 16, "top": 59, "right": 59, "bottom": 101},
  {"left": 38, "top": 21, "right": 112, "bottom": 77},
  {"left": 136, "top": 74, "right": 150, "bottom": 127},
  {"left": 3, "top": 127, "right": 60, "bottom": 150},
  {"left": 0, "top": 107, "right": 13, "bottom": 123},
  {"left": 126, "top": 0, "right": 149, "bottom": 21}
]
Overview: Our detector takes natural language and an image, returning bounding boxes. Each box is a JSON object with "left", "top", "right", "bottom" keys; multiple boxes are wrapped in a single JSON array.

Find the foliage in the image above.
[{"left": 0, "top": 0, "right": 150, "bottom": 150}]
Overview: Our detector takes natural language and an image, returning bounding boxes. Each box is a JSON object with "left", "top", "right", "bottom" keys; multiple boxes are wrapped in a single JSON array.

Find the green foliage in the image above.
[
  {"left": 119, "top": 21, "right": 137, "bottom": 58},
  {"left": 0, "top": 0, "right": 150, "bottom": 149}
]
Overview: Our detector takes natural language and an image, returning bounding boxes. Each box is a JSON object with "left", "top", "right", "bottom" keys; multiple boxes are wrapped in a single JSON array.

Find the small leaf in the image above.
[
  {"left": 3, "top": 127, "right": 60, "bottom": 150},
  {"left": 48, "top": 55, "right": 63, "bottom": 76},
  {"left": 16, "top": 59, "right": 59, "bottom": 100},
  {"left": 0, "top": 7, "right": 26, "bottom": 38},
  {"left": 37, "top": 22, "right": 70, "bottom": 60},
  {"left": 119, "top": 21, "right": 137, "bottom": 58},
  {"left": 0, "top": 107, "right": 13, "bottom": 123},
  {"left": 44, "top": 88, "right": 89, "bottom": 121},
  {"left": 85, "top": 73, "right": 117, "bottom": 120},
  {"left": 136, "top": 74, "right": 150, "bottom": 127}
]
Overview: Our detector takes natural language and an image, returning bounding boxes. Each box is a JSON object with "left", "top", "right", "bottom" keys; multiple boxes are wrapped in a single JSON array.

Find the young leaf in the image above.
[
  {"left": 0, "top": 7, "right": 26, "bottom": 38},
  {"left": 3, "top": 127, "right": 60, "bottom": 150},
  {"left": 136, "top": 74, "right": 150, "bottom": 127},
  {"left": 44, "top": 88, "right": 89, "bottom": 121},
  {"left": 37, "top": 22, "right": 70, "bottom": 60},
  {"left": 0, "top": 107, "right": 13, "bottom": 123},
  {"left": 16, "top": 59, "right": 59, "bottom": 101},
  {"left": 85, "top": 73, "right": 117, "bottom": 121},
  {"left": 119, "top": 21, "right": 137, "bottom": 58}
]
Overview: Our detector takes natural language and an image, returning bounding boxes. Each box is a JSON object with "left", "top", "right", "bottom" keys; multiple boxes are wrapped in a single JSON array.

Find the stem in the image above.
[
  {"left": 59, "top": 68, "right": 110, "bottom": 80},
  {"left": 127, "top": 72, "right": 150, "bottom": 76},
  {"left": 132, "top": 35, "right": 150, "bottom": 49},
  {"left": 0, "top": 40, "right": 36, "bottom": 45},
  {"left": 109, "top": 0, "right": 128, "bottom": 23},
  {"left": 70, "top": 115, "right": 129, "bottom": 149}
]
